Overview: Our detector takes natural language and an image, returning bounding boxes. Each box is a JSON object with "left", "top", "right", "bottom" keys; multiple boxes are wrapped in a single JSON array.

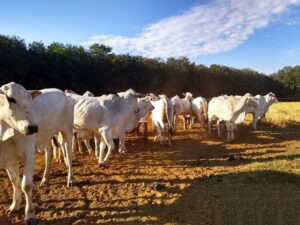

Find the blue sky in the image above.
[{"left": 0, "top": 0, "right": 300, "bottom": 74}]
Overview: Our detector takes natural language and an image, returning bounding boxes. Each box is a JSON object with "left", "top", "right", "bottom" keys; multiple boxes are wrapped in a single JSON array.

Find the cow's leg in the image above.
[
  {"left": 60, "top": 143, "right": 68, "bottom": 167},
  {"left": 54, "top": 143, "right": 62, "bottom": 163},
  {"left": 22, "top": 147, "right": 36, "bottom": 224},
  {"left": 65, "top": 137, "right": 73, "bottom": 187},
  {"left": 167, "top": 123, "right": 172, "bottom": 147},
  {"left": 163, "top": 125, "right": 167, "bottom": 143},
  {"left": 56, "top": 133, "right": 68, "bottom": 167},
  {"left": 189, "top": 117, "right": 193, "bottom": 130},
  {"left": 77, "top": 139, "right": 85, "bottom": 153},
  {"left": 83, "top": 138, "right": 93, "bottom": 154},
  {"left": 51, "top": 137, "right": 59, "bottom": 162},
  {"left": 208, "top": 119, "right": 212, "bottom": 137},
  {"left": 98, "top": 137, "right": 107, "bottom": 164},
  {"left": 197, "top": 112, "right": 204, "bottom": 128},
  {"left": 216, "top": 120, "right": 221, "bottom": 138},
  {"left": 173, "top": 115, "right": 177, "bottom": 133},
  {"left": 153, "top": 122, "right": 159, "bottom": 142},
  {"left": 72, "top": 133, "right": 78, "bottom": 153},
  {"left": 57, "top": 145, "right": 62, "bottom": 163},
  {"left": 6, "top": 166, "right": 22, "bottom": 215},
  {"left": 226, "top": 122, "right": 232, "bottom": 142},
  {"left": 252, "top": 113, "right": 258, "bottom": 130},
  {"left": 157, "top": 123, "right": 164, "bottom": 145},
  {"left": 230, "top": 123, "right": 236, "bottom": 140},
  {"left": 94, "top": 136, "right": 100, "bottom": 159},
  {"left": 99, "top": 130, "right": 115, "bottom": 165},
  {"left": 182, "top": 117, "right": 186, "bottom": 130},
  {"left": 118, "top": 135, "right": 126, "bottom": 153},
  {"left": 52, "top": 144, "right": 57, "bottom": 160},
  {"left": 40, "top": 146, "right": 53, "bottom": 186},
  {"left": 61, "top": 133, "right": 73, "bottom": 187}
]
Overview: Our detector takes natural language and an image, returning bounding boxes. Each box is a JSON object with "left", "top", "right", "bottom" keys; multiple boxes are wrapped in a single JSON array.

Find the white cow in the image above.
[
  {"left": 172, "top": 92, "right": 194, "bottom": 131},
  {"left": 64, "top": 90, "right": 97, "bottom": 155},
  {"left": 0, "top": 82, "right": 40, "bottom": 225},
  {"left": 33, "top": 89, "right": 74, "bottom": 187},
  {"left": 250, "top": 92, "right": 278, "bottom": 129},
  {"left": 74, "top": 89, "right": 154, "bottom": 165},
  {"left": 191, "top": 96, "right": 208, "bottom": 128},
  {"left": 151, "top": 94, "right": 174, "bottom": 146},
  {"left": 208, "top": 93, "right": 256, "bottom": 141}
]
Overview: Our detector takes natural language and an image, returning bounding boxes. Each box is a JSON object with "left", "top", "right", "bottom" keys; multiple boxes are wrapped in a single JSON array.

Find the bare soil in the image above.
[{"left": 1, "top": 123, "right": 300, "bottom": 225}]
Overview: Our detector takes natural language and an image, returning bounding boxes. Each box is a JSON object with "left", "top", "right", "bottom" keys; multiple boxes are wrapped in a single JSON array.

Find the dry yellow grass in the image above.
[{"left": 265, "top": 102, "right": 300, "bottom": 127}]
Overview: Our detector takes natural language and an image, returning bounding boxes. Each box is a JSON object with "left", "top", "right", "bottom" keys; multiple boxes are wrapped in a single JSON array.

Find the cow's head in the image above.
[
  {"left": 267, "top": 92, "right": 278, "bottom": 104},
  {"left": 246, "top": 97, "right": 258, "bottom": 111},
  {"left": 0, "top": 82, "right": 41, "bottom": 141},
  {"left": 182, "top": 92, "right": 193, "bottom": 98},
  {"left": 146, "top": 93, "right": 158, "bottom": 101},
  {"left": 137, "top": 97, "right": 154, "bottom": 119}
]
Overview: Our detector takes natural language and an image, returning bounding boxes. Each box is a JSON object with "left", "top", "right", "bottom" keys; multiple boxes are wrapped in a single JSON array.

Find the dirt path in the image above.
[{"left": 1, "top": 124, "right": 300, "bottom": 225}]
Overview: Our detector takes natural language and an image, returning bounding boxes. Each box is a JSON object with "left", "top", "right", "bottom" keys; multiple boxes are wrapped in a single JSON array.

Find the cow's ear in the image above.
[
  {"left": 0, "top": 120, "right": 16, "bottom": 141},
  {"left": 30, "top": 90, "right": 42, "bottom": 100}
]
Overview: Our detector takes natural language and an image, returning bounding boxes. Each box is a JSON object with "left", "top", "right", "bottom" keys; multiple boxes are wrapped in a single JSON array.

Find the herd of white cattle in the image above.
[{"left": 0, "top": 82, "right": 278, "bottom": 225}]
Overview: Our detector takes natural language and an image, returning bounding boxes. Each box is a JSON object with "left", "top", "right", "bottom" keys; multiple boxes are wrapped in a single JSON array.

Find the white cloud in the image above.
[
  {"left": 83, "top": 0, "right": 300, "bottom": 58},
  {"left": 283, "top": 48, "right": 300, "bottom": 57}
]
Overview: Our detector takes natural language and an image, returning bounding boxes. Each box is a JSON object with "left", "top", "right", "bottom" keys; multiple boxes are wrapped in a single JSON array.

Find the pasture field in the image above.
[{"left": 0, "top": 102, "right": 300, "bottom": 225}]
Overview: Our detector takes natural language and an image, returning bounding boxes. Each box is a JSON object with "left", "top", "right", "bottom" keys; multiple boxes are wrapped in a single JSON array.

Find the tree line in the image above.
[{"left": 0, "top": 34, "right": 299, "bottom": 98}]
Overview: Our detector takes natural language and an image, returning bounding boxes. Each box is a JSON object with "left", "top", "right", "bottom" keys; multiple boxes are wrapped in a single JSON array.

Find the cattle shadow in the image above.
[{"left": 32, "top": 170, "right": 300, "bottom": 225}]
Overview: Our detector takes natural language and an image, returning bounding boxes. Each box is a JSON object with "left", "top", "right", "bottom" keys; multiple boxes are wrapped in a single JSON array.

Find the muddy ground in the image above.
[{"left": 1, "top": 123, "right": 300, "bottom": 225}]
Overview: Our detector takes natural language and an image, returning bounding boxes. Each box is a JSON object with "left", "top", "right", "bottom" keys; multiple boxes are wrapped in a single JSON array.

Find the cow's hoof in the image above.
[
  {"left": 6, "top": 205, "right": 20, "bottom": 216},
  {"left": 99, "top": 164, "right": 108, "bottom": 169},
  {"left": 99, "top": 161, "right": 108, "bottom": 168},
  {"left": 25, "top": 218, "right": 38, "bottom": 225},
  {"left": 40, "top": 180, "right": 47, "bottom": 187},
  {"left": 6, "top": 209, "right": 13, "bottom": 217},
  {"left": 67, "top": 181, "right": 73, "bottom": 188}
]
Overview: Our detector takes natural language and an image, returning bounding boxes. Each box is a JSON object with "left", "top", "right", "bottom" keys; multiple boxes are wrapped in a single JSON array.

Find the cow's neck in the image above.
[{"left": 233, "top": 95, "right": 248, "bottom": 113}]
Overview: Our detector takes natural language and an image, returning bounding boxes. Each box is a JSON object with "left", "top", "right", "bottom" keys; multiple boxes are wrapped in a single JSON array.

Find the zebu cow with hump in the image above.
[
  {"left": 171, "top": 92, "right": 194, "bottom": 131},
  {"left": 191, "top": 96, "right": 208, "bottom": 128},
  {"left": 250, "top": 92, "right": 278, "bottom": 130},
  {"left": 208, "top": 93, "right": 256, "bottom": 141},
  {"left": 150, "top": 94, "right": 174, "bottom": 146},
  {"left": 0, "top": 82, "right": 40, "bottom": 225},
  {"left": 64, "top": 89, "right": 97, "bottom": 156},
  {"left": 74, "top": 89, "right": 154, "bottom": 165},
  {"left": 31, "top": 89, "right": 74, "bottom": 187}
]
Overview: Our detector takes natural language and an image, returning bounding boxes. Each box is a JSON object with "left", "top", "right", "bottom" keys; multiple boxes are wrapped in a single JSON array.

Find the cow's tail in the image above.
[{"left": 163, "top": 98, "right": 174, "bottom": 135}]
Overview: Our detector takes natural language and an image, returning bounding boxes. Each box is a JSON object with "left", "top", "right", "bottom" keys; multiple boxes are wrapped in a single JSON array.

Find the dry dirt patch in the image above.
[{"left": 1, "top": 103, "right": 300, "bottom": 225}]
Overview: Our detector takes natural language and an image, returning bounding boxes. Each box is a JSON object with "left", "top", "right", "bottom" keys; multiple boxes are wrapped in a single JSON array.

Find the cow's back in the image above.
[
  {"left": 74, "top": 98, "right": 102, "bottom": 131},
  {"left": 208, "top": 97, "right": 233, "bottom": 121},
  {"left": 33, "top": 88, "right": 73, "bottom": 146}
]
